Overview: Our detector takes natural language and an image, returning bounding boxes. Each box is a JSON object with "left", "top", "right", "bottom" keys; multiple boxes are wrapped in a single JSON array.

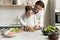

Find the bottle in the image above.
[{"left": 12, "top": 0, "right": 17, "bottom": 4}]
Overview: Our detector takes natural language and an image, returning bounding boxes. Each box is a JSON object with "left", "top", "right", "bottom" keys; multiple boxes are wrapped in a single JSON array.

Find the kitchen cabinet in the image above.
[
  {"left": 0, "top": 25, "right": 22, "bottom": 29},
  {"left": 55, "top": 0, "right": 60, "bottom": 12},
  {"left": 55, "top": 0, "right": 60, "bottom": 9}
]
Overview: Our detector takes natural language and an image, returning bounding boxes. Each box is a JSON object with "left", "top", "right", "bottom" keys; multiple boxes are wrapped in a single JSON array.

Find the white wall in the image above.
[{"left": 0, "top": 7, "right": 25, "bottom": 26}]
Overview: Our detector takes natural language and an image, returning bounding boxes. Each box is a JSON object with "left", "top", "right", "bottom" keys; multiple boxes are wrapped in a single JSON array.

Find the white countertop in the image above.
[{"left": 0, "top": 30, "right": 60, "bottom": 40}]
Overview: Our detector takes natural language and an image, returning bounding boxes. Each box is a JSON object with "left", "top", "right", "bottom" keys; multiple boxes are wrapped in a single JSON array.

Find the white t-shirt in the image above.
[{"left": 19, "top": 14, "right": 38, "bottom": 28}]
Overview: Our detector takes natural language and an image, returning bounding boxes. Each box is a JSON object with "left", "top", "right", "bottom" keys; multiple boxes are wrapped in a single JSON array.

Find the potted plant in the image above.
[{"left": 42, "top": 25, "right": 60, "bottom": 40}]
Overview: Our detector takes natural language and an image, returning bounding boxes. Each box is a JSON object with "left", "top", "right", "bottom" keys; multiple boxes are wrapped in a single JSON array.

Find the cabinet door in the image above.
[{"left": 55, "top": 0, "right": 60, "bottom": 9}]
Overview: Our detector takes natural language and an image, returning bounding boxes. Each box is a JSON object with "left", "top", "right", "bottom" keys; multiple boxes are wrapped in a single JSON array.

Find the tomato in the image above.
[{"left": 8, "top": 32, "right": 14, "bottom": 35}]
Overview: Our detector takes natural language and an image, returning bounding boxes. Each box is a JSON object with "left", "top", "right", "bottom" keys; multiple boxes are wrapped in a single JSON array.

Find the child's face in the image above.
[{"left": 26, "top": 10, "right": 33, "bottom": 16}]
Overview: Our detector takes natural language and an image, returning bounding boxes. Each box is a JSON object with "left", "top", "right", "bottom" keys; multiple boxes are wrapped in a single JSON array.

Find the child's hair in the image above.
[
  {"left": 25, "top": 6, "right": 32, "bottom": 12},
  {"left": 35, "top": 1, "right": 45, "bottom": 8}
]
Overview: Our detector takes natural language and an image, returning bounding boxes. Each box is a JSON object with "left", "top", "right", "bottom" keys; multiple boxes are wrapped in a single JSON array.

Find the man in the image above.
[{"left": 33, "top": 1, "right": 45, "bottom": 30}]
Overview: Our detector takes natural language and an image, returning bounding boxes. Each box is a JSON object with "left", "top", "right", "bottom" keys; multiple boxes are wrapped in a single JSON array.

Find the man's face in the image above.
[
  {"left": 34, "top": 5, "right": 42, "bottom": 13},
  {"left": 26, "top": 10, "right": 33, "bottom": 16}
]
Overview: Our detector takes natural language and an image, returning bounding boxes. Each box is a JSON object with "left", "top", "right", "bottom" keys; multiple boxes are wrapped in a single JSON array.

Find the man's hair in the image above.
[
  {"left": 25, "top": 6, "right": 32, "bottom": 12},
  {"left": 35, "top": 1, "right": 45, "bottom": 8}
]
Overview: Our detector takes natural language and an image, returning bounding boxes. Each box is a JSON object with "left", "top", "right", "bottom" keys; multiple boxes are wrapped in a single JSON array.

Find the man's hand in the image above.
[{"left": 34, "top": 24, "right": 40, "bottom": 30}]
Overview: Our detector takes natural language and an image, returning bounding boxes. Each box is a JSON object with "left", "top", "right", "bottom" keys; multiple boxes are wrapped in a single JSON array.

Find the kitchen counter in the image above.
[
  {"left": 0, "top": 25, "right": 23, "bottom": 29},
  {"left": 0, "top": 30, "right": 60, "bottom": 40}
]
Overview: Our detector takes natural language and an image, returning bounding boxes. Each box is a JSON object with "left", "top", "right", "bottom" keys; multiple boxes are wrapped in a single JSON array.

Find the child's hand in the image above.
[
  {"left": 30, "top": 29, "right": 36, "bottom": 32},
  {"left": 24, "top": 25, "right": 36, "bottom": 32},
  {"left": 24, "top": 25, "right": 31, "bottom": 29},
  {"left": 24, "top": 25, "right": 32, "bottom": 31}
]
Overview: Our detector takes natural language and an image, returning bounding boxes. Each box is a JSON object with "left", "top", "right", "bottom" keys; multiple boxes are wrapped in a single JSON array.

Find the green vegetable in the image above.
[
  {"left": 10, "top": 28, "right": 20, "bottom": 32},
  {"left": 42, "top": 25, "right": 59, "bottom": 34}
]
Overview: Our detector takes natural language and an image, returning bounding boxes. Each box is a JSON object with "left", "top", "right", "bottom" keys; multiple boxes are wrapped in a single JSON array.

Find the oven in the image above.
[{"left": 55, "top": 12, "right": 60, "bottom": 23}]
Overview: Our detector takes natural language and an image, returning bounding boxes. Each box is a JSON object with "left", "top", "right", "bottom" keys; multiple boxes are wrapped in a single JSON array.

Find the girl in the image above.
[{"left": 19, "top": 6, "right": 39, "bottom": 32}]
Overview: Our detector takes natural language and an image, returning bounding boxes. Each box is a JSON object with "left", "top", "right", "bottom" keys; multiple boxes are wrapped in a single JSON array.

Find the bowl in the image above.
[
  {"left": 42, "top": 32, "right": 48, "bottom": 35},
  {"left": 3, "top": 34, "right": 15, "bottom": 38},
  {"left": 1, "top": 29, "right": 15, "bottom": 38},
  {"left": 48, "top": 32, "right": 59, "bottom": 40}
]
